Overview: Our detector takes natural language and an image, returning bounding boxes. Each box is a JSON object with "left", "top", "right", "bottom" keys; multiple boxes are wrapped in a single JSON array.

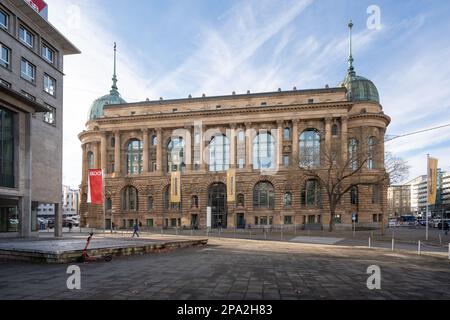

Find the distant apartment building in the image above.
[
  {"left": 62, "top": 185, "right": 79, "bottom": 216},
  {"left": 0, "top": 0, "right": 79, "bottom": 237},
  {"left": 390, "top": 170, "right": 450, "bottom": 218}
]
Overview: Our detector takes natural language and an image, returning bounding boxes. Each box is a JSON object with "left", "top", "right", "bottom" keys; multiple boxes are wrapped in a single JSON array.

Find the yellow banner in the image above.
[
  {"left": 428, "top": 157, "right": 438, "bottom": 205},
  {"left": 170, "top": 171, "right": 181, "bottom": 203},
  {"left": 227, "top": 169, "right": 236, "bottom": 203}
]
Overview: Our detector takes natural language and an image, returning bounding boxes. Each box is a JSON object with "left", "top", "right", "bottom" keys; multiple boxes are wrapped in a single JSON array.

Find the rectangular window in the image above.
[
  {"left": 0, "top": 10, "right": 8, "bottom": 30},
  {"left": 19, "top": 26, "right": 33, "bottom": 48},
  {"left": 0, "top": 107, "right": 15, "bottom": 189},
  {"left": 0, "top": 44, "right": 10, "bottom": 68},
  {"left": 0, "top": 79, "right": 11, "bottom": 88},
  {"left": 42, "top": 44, "right": 54, "bottom": 63},
  {"left": 43, "top": 105, "right": 56, "bottom": 125},
  {"left": 284, "top": 216, "right": 292, "bottom": 225},
  {"left": 238, "top": 158, "right": 245, "bottom": 169},
  {"left": 308, "top": 215, "right": 316, "bottom": 224},
  {"left": 44, "top": 74, "right": 56, "bottom": 96},
  {"left": 260, "top": 216, "right": 268, "bottom": 226},
  {"left": 21, "top": 90, "right": 35, "bottom": 101},
  {"left": 146, "top": 219, "right": 154, "bottom": 228},
  {"left": 284, "top": 127, "right": 291, "bottom": 140},
  {"left": 21, "top": 58, "right": 35, "bottom": 82},
  {"left": 254, "top": 216, "right": 259, "bottom": 226},
  {"left": 283, "top": 155, "right": 289, "bottom": 168}
]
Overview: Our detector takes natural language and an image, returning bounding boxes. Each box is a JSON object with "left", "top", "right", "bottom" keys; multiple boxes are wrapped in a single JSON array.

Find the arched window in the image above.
[
  {"left": 350, "top": 186, "right": 358, "bottom": 205},
  {"left": 191, "top": 195, "right": 199, "bottom": 209},
  {"left": 87, "top": 151, "right": 94, "bottom": 169},
  {"left": 332, "top": 124, "right": 339, "bottom": 136},
  {"left": 167, "top": 137, "right": 185, "bottom": 173},
  {"left": 126, "top": 139, "right": 143, "bottom": 175},
  {"left": 152, "top": 135, "right": 157, "bottom": 146},
  {"left": 164, "top": 185, "right": 181, "bottom": 210},
  {"left": 209, "top": 135, "right": 230, "bottom": 172},
  {"left": 237, "top": 194, "right": 245, "bottom": 207},
  {"left": 348, "top": 138, "right": 358, "bottom": 170},
  {"left": 368, "top": 136, "right": 375, "bottom": 170},
  {"left": 301, "top": 179, "right": 321, "bottom": 207},
  {"left": 253, "top": 132, "right": 275, "bottom": 170},
  {"left": 121, "top": 186, "right": 138, "bottom": 211},
  {"left": 147, "top": 196, "right": 154, "bottom": 211},
  {"left": 253, "top": 182, "right": 275, "bottom": 209},
  {"left": 283, "top": 192, "right": 292, "bottom": 207},
  {"left": 372, "top": 185, "right": 380, "bottom": 204},
  {"left": 299, "top": 129, "right": 321, "bottom": 167}
]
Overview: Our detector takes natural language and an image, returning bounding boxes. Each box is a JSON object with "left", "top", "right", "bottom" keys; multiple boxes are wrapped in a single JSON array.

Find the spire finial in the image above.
[
  {"left": 347, "top": 20, "right": 355, "bottom": 76},
  {"left": 111, "top": 42, "right": 118, "bottom": 93}
]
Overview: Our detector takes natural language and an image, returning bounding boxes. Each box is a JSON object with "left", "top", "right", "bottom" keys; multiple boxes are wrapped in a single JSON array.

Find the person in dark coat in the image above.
[{"left": 132, "top": 222, "right": 140, "bottom": 238}]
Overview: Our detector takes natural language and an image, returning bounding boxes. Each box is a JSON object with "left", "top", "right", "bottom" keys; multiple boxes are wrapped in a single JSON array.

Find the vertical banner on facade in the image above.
[
  {"left": 88, "top": 169, "right": 103, "bottom": 205},
  {"left": 427, "top": 157, "right": 438, "bottom": 205},
  {"left": 227, "top": 169, "right": 236, "bottom": 203},
  {"left": 170, "top": 171, "right": 181, "bottom": 203}
]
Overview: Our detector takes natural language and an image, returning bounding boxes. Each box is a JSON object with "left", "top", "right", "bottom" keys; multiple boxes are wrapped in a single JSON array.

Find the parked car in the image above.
[{"left": 415, "top": 219, "right": 427, "bottom": 227}]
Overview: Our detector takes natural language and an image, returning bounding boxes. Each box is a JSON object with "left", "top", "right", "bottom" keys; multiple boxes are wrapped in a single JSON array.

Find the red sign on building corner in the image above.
[{"left": 88, "top": 169, "right": 104, "bottom": 205}]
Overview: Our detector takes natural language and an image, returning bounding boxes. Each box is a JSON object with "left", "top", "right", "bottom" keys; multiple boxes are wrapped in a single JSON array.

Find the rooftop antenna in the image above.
[
  {"left": 111, "top": 42, "right": 118, "bottom": 93},
  {"left": 348, "top": 20, "right": 356, "bottom": 76}
]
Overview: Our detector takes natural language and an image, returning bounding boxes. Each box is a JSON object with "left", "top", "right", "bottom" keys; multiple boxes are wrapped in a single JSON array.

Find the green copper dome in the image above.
[
  {"left": 339, "top": 73, "right": 380, "bottom": 103},
  {"left": 88, "top": 89, "right": 126, "bottom": 120},
  {"left": 338, "top": 20, "right": 380, "bottom": 103},
  {"left": 88, "top": 42, "right": 127, "bottom": 120}
]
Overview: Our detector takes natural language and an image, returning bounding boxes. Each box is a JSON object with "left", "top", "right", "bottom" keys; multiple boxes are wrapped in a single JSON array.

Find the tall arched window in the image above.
[
  {"left": 167, "top": 137, "right": 185, "bottom": 173},
  {"left": 253, "top": 182, "right": 275, "bottom": 209},
  {"left": 152, "top": 135, "right": 157, "bottom": 146},
  {"left": 301, "top": 179, "right": 321, "bottom": 207},
  {"left": 164, "top": 184, "right": 181, "bottom": 210},
  {"left": 126, "top": 139, "right": 143, "bottom": 175},
  {"left": 147, "top": 196, "right": 154, "bottom": 211},
  {"left": 121, "top": 186, "right": 138, "bottom": 211},
  {"left": 348, "top": 138, "right": 358, "bottom": 170},
  {"left": 253, "top": 132, "right": 275, "bottom": 170},
  {"left": 87, "top": 151, "right": 94, "bottom": 169},
  {"left": 299, "top": 129, "right": 321, "bottom": 167},
  {"left": 368, "top": 136, "right": 375, "bottom": 170},
  {"left": 209, "top": 135, "right": 230, "bottom": 172}
]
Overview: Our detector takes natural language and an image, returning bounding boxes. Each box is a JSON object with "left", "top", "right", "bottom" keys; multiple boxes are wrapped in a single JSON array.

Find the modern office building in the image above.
[
  {"left": 79, "top": 24, "right": 391, "bottom": 231},
  {"left": 0, "top": 0, "right": 79, "bottom": 237},
  {"left": 387, "top": 185, "right": 411, "bottom": 217},
  {"left": 62, "top": 185, "right": 79, "bottom": 217}
]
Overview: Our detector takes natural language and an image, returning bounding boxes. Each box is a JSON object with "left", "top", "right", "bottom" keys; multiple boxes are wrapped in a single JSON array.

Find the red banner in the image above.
[
  {"left": 24, "top": 0, "right": 48, "bottom": 13},
  {"left": 88, "top": 169, "right": 103, "bottom": 205}
]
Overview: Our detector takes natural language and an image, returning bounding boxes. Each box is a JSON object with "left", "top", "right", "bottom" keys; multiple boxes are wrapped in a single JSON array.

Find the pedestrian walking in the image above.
[
  {"left": 68, "top": 222, "right": 73, "bottom": 233},
  {"left": 132, "top": 222, "right": 140, "bottom": 238},
  {"left": 444, "top": 222, "right": 449, "bottom": 236}
]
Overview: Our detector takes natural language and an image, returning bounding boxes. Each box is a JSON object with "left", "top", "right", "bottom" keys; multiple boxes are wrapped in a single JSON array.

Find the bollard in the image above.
[
  {"left": 418, "top": 241, "right": 421, "bottom": 256},
  {"left": 281, "top": 227, "right": 283, "bottom": 241},
  {"left": 250, "top": 230, "right": 252, "bottom": 240},
  {"left": 439, "top": 234, "right": 442, "bottom": 245},
  {"left": 448, "top": 243, "right": 450, "bottom": 260},
  {"left": 369, "top": 237, "right": 371, "bottom": 248},
  {"left": 391, "top": 238, "right": 395, "bottom": 251}
]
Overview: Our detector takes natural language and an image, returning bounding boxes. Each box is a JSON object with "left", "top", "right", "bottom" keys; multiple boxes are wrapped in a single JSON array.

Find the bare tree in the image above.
[
  {"left": 385, "top": 151, "right": 410, "bottom": 185},
  {"left": 299, "top": 140, "right": 409, "bottom": 232}
]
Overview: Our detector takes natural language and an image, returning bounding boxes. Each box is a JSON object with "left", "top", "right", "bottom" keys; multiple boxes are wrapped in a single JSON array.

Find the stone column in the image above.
[
  {"left": 230, "top": 124, "right": 237, "bottom": 168},
  {"left": 20, "top": 113, "right": 32, "bottom": 238},
  {"left": 93, "top": 142, "right": 100, "bottom": 169},
  {"left": 277, "top": 121, "right": 283, "bottom": 170},
  {"left": 292, "top": 120, "right": 299, "bottom": 168},
  {"left": 245, "top": 122, "right": 253, "bottom": 170},
  {"left": 341, "top": 117, "right": 348, "bottom": 163},
  {"left": 114, "top": 131, "right": 121, "bottom": 176},
  {"left": 156, "top": 128, "right": 163, "bottom": 174},
  {"left": 142, "top": 129, "right": 149, "bottom": 173},
  {"left": 324, "top": 118, "right": 332, "bottom": 165},
  {"left": 81, "top": 144, "right": 87, "bottom": 185},
  {"left": 200, "top": 125, "right": 207, "bottom": 171},
  {"left": 184, "top": 126, "right": 192, "bottom": 171},
  {"left": 100, "top": 133, "right": 107, "bottom": 172}
]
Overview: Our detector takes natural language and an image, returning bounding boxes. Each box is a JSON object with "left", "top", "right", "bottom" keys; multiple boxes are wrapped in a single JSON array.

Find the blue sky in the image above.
[{"left": 44, "top": 0, "right": 450, "bottom": 187}]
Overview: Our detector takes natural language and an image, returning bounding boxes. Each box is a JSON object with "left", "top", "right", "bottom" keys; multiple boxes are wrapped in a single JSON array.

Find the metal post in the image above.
[
  {"left": 281, "top": 225, "right": 283, "bottom": 241},
  {"left": 418, "top": 240, "right": 421, "bottom": 255},
  {"left": 426, "top": 154, "right": 429, "bottom": 241},
  {"left": 448, "top": 243, "right": 450, "bottom": 260},
  {"left": 391, "top": 238, "right": 394, "bottom": 251},
  {"left": 369, "top": 237, "right": 371, "bottom": 248}
]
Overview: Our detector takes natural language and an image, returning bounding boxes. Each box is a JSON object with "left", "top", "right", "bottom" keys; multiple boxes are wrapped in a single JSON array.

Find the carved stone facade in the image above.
[{"left": 79, "top": 87, "right": 390, "bottom": 230}]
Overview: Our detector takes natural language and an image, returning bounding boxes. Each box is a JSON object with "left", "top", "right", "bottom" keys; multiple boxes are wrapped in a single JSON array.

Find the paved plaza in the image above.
[{"left": 0, "top": 237, "right": 449, "bottom": 300}]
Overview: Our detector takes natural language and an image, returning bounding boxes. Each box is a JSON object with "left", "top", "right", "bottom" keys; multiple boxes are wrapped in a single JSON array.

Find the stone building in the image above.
[
  {"left": 0, "top": 0, "right": 79, "bottom": 237},
  {"left": 79, "top": 24, "right": 390, "bottom": 231}
]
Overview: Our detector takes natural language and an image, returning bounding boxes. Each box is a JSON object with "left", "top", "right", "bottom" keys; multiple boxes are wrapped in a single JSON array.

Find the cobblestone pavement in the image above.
[{"left": 0, "top": 238, "right": 449, "bottom": 300}]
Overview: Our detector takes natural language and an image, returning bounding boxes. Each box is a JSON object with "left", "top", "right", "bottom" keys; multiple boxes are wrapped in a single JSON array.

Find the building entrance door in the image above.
[
  {"left": 208, "top": 183, "right": 227, "bottom": 228},
  {"left": 236, "top": 213, "right": 245, "bottom": 229},
  {"left": 191, "top": 214, "right": 198, "bottom": 229}
]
